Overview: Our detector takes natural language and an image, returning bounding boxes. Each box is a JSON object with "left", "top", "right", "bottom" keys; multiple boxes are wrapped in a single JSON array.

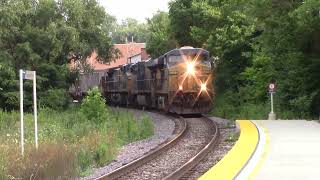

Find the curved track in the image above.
[{"left": 96, "top": 114, "right": 220, "bottom": 180}]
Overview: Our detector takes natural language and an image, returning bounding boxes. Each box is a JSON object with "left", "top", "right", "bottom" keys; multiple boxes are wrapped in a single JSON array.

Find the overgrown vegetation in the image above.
[{"left": 0, "top": 88, "right": 154, "bottom": 179}]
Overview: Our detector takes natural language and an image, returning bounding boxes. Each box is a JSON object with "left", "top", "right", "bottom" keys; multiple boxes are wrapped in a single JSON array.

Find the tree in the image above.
[
  {"left": 169, "top": 0, "right": 198, "bottom": 46},
  {"left": 0, "top": 0, "right": 117, "bottom": 110},
  {"left": 146, "top": 11, "right": 177, "bottom": 58},
  {"left": 111, "top": 18, "right": 149, "bottom": 44}
]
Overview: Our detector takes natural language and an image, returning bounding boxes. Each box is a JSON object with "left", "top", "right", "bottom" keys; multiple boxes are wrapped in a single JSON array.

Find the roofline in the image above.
[
  {"left": 114, "top": 43, "right": 146, "bottom": 45},
  {"left": 162, "top": 48, "right": 209, "bottom": 57}
]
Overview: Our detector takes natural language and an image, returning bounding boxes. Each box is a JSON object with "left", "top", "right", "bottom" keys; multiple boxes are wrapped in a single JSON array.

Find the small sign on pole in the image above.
[
  {"left": 269, "top": 83, "right": 276, "bottom": 93},
  {"left": 268, "top": 82, "right": 276, "bottom": 120},
  {"left": 19, "top": 69, "right": 38, "bottom": 156}
]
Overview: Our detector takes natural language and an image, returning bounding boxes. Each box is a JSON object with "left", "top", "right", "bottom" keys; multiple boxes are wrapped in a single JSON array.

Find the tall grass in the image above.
[{"left": 0, "top": 107, "right": 154, "bottom": 179}]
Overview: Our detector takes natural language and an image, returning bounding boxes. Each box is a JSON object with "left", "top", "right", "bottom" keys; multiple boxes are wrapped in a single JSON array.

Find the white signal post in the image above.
[
  {"left": 19, "top": 69, "right": 38, "bottom": 156},
  {"left": 19, "top": 69, "right": 24, "bottom": 156},
  {"left": 270, "top": 91, "right": 274, "bottom": 113},
  {"left": 33, "top": 71, "right": 38, "bottom": 149},
  {"left": 268, "top": 83, "right": 276, "bottom": 120}
]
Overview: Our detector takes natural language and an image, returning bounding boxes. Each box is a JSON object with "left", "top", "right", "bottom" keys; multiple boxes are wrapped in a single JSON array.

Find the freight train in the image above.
[{"left": 100, "top": 47, "right": 214, "bottom": 114}]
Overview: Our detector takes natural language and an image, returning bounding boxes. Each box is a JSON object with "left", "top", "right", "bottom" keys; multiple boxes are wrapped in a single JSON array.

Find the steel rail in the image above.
[
  {"left": 96, "top": 116, "right": 187, "bottom": 180},
  {"left": 164, "top": 116, "right": 220, "bottom": 180}
]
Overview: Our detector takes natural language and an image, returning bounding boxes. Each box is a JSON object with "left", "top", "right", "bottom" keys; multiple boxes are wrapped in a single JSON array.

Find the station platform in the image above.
[{"left": 200, "top": 120, "right": 320, "bottom": 180}]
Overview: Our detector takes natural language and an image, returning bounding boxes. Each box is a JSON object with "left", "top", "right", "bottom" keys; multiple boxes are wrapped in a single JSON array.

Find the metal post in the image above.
[
  {"left": 268, "top": 92, "right": 276, "bottom": 120},
  {"left": 271, "top": 92, "right": 274, "bottom": 113},
  {"left": 33, "top": 71, "right": 38, "bottom": 149},
  {"left": 19, "top": 69, "right": 24, "bottom": 156}
]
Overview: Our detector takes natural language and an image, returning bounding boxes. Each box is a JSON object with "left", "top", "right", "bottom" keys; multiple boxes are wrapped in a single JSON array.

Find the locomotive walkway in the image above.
[{"left": 200, "top": 119, "right": 320, "bottom": 180}]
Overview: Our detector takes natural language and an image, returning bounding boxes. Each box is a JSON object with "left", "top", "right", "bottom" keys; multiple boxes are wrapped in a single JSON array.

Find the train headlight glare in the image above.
[
  {"left": 186, "top": 62, "right": 195, "bottom": 75},
  {"left": 201, "top": 83, "right": 206, "bottom": 91},
  {"left": 179, "top": 85, "right": 183, "bottom": 91}
]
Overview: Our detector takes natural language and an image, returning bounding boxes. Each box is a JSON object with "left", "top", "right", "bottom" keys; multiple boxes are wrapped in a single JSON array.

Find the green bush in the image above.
[
  {"left": 80, "top": 87, "right": 109, "bottom": 124},
  {"left": 39, "top": 88, "right": 69, "bottom": 111}
]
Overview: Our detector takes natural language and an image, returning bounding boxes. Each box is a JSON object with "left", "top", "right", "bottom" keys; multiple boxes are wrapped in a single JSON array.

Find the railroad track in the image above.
[{"left": 96, "top": 114, "right": 220, "bottom": 180}]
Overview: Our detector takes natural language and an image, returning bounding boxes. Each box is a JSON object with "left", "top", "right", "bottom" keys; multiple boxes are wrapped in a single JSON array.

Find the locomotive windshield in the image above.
[
  {"left": 168, "top": 53, "right": 210, "bottom": 67},
  {"left": 167, "top": 49, "right": 211, "bottom": 66}
]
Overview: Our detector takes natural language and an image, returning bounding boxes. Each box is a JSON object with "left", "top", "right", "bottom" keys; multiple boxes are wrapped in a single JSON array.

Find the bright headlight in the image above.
[
  {"left": 201, "top": 83, "right": 207, "bottom": 91},
  {"left": 186, "top": 62, "right": 195, "bottom": 75},
  {"left": 179, "top": 85, "right": 183, "bottom": 91}
]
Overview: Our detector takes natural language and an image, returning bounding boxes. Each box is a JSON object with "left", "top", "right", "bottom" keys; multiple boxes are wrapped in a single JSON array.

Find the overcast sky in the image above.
[{"left": 98, "top": 0, "right": 171, "bottom": 23}]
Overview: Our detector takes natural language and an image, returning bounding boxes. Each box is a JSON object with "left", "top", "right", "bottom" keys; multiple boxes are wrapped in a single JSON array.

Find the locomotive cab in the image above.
[{"left": 165, "top": 47, "right": 214, "bottom": 114}]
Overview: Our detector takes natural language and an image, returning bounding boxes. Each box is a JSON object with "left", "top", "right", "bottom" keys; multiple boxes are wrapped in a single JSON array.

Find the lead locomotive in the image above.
[{"left": 100, "top": 47, "right": 214, "bottom": 114}]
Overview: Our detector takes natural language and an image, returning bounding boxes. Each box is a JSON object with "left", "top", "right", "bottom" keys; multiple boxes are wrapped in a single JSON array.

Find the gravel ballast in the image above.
[
  {"left": 82, "top": 110, "right": 175, "bottom": 180},
  {"left": 118, "top": 117, "right": 213, "bottom": 180}
]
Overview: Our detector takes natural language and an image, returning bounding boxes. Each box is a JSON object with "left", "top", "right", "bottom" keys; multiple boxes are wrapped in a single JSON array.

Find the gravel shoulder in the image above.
[{"left": 82, "top": 110, "right": 175, "bottom": 180}]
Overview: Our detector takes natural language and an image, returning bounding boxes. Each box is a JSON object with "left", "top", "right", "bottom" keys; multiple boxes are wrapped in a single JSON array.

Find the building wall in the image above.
[
  {"left": 128, "top": 54, "right": 142, "bottom": 64},
  {"left": 141, "top": 48, "right": 150, "bottom": 60}
]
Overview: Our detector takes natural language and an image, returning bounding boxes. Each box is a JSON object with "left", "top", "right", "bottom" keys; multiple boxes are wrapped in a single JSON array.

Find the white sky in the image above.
[{"left": 98, "top": 0, "right": 171, "bottom": 23}]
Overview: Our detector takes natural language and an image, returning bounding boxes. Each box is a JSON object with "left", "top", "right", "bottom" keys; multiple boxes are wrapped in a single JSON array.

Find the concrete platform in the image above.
[{"left": 250, "top": 120, "right": 320, "bottom": 180}]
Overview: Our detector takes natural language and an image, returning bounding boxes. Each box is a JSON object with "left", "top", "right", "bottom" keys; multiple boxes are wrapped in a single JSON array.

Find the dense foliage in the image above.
[
  {"left": 146, "top": 11, "right": 177, "bottom": 58},
  {"left": 151, "top": 0, "right": 320, "bottom": 119},
  {"left": 0, "top": 0, "right": 116, "bottom": 110}
]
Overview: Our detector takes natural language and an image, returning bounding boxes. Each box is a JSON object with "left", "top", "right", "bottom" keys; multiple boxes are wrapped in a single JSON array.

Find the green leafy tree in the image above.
[
  {"left": 169, "top": 0, "right": 198, "bottom": 46},
  {"left": 0, "top": 0, "right": 117, "bottom": 110},
  {"left": 111, "top": 18, "right": 149, "bottom": 43},
  {"left": 146, "top": 11, "right": 177, "bottom": 58}
]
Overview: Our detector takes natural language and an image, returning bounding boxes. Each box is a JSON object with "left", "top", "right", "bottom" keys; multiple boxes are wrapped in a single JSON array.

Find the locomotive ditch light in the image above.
[
  {"left": 179, "top": 85, "right": 183, "bottom": 91},
  {"left": 201, "top": 83, "right": 207, "bottom": 91}
]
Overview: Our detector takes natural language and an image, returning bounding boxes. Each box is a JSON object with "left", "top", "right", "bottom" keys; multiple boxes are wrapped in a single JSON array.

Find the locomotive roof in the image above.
[
  {"left": 163, "top": 48, "right": 209, "bottom": 57},
  {"left": 146, "top": 48, "right": 210, "bottom": 69}
]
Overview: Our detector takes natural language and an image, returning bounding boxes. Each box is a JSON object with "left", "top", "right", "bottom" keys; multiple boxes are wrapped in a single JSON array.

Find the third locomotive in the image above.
[{"left": 100, "top": 47, "right": 214, "bottom": 114}]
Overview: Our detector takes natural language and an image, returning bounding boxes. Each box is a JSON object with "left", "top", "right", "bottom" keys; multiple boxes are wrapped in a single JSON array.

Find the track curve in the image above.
[{"left": 96, "top": 114, "right": 220, "bottom": 180}]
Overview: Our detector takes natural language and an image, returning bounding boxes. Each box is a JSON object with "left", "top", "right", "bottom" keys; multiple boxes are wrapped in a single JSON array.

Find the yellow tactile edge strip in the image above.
[{"left": 199, "top": 120, "right": 259, "bottom": 180}]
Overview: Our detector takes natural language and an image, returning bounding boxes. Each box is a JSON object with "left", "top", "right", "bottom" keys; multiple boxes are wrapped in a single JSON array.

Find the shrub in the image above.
[
  {"left": 80, "top": 87, "right": 108, "bottom": 124},
  {"left": 39, "top": 88, "right": 69, "bottom": 111}
]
